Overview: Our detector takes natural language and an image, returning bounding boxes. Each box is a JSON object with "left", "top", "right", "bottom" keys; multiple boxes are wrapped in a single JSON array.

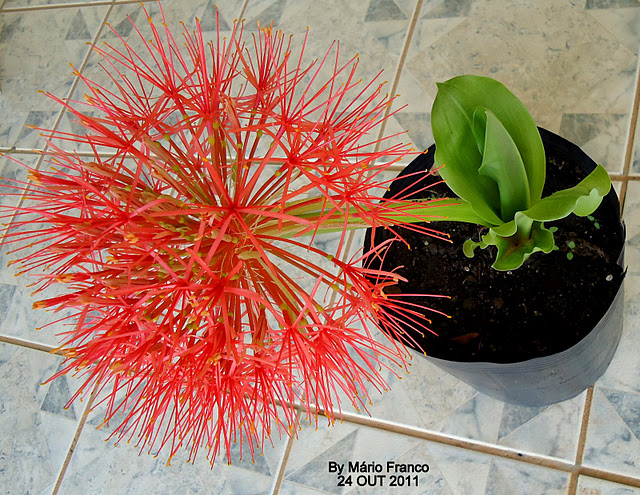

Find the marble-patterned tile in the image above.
[
  {"left": 0, "top": 282, "right": 77, "bottom": 347},
  {"left": 103, "top": 0, "right": 244, "bottom": 51},
  {"left": 585, "top": 6, "right": 640, "bottom": 55},
  {"left": 55, "top": 439, "right": 286, "bottom": 494},
  {"left": 104, "top": 0, "right": 245, "bottom": 48},
  {"left": 559, "top": 113, "right": 630, "bottom": 174},
  {"left": 244, "top": 0, "right": 413, "bottom": 60},
  {"left": 0, "top": 343, "right": 85, "bottom": 495},
  {"left": 583, "top": 386, "right": 640, "bottom": 478},
  {"left": 578, "top": 476, "right": 640, "bottom": 494},
  {"left": 54, "top": 385, "right": 289, "bottom": 495},
  {"left": 400, "top": 0, "right": 639, "bottom": 171},
  {"left": 583, "top": 181, "right": 640, "bottom": 479},
  {"left": 585, "top": 0, "right": 640, "bottom": 10},
  {"left": 597, "top": 181, "right": 640, "bottom": 394},
  {"left": 419, "top": 0, "right": 474, "bottom": 19},
  {"left": 0, "top": 281, "right": 18, "bottom": 317},
  {"left": 0, "top": 7, "right": 110, "bottom": 150},
  {"left": 281, "top": 422, "right": 569, "bottom": 494},
  {"left": 360, "top": 0, "right": 416, "bottom": 59},
  {"left": 429, "top": 442, "right": 569, "bottom": 495},
  {"left": 0, "top": 152, "right": 37, "bottom": 209},
  {"left": 281, "top": 421, "right": 420, "bottom": 494}
]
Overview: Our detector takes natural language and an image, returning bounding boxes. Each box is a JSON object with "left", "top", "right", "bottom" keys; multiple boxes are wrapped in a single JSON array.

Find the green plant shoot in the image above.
[{"left": 428, "top": 75, "right": 611, "bottom": 271}]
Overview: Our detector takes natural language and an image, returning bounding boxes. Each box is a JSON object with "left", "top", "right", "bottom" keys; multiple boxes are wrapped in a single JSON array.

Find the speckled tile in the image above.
[
  {"left": 0, "top": 343, "right": 86, "bottom": 495},
  {"left": 280, "top": 421, "right": 570, "bottom": 495},
  {"left": 399, "top": 0, "right": 640, "bottom": 172},
  {"left": 583, "top": 181, "right": 640, "bottom": 479},
  {"left": 0, "top": 282, "right": 77, "bottom": 347},
  {"left": 0, "top": 6, "right": 109, "bottom": 150},
  {"left": 578, "top": 476, "right": 640, "bottom": 494},
  {"left": 596, "top": 181, "right": 640, "bottom": 394},
  {"left": 0, "top": 152, "right": 37, "bottom": 210},
  {"left": 0, "top": 154, "right": 42, "bottom": 288},
  {"left": 53, "top": 383, "right": 290, "bottom": 495}
]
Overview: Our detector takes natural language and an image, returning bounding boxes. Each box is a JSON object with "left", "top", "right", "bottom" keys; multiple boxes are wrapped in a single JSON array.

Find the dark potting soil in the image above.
[{"left": 368, "top": 150, "right": 625, "bottom": 364}]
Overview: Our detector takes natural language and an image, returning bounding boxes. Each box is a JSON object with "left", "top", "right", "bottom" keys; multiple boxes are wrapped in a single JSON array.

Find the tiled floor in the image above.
[{"left": 0, "top": 0, "right": 639, "bottom": 494}]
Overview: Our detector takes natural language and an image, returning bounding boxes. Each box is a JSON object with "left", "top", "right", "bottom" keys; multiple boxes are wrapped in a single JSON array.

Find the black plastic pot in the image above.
[{"left": 366, "top": 128, "right": 626, "bottom": 406}]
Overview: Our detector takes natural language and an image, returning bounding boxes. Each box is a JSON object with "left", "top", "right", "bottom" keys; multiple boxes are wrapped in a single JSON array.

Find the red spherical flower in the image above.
[{"left": 1, "top": 5, "right": 449, "bottom": 465}]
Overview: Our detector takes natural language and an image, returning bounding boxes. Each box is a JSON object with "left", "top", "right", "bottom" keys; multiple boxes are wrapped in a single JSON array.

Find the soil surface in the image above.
[{"left": 366, "top": 134, "right": 625, "bottom": 363}]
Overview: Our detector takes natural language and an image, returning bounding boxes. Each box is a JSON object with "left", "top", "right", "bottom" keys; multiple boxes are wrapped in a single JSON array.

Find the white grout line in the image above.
[
  {"left": 51, "top": 383, "right": 101, "bottom": 495},
  {"left": 237, "top": 0, "right": 248, "bottom": 22},
  {"left": 269, "top": 412, "right": 299, "bottom": 495},
  {"left": 0, "top": 334, "right": 61, "bottom": 354},
  {"left": 0, "top": 0, "right": 154, "bottom": 13},
  {"left": 567, "top": 386, "right": 594, "bottom": 495},
  {"left": 619, "top": 50, "right": 640, "bottom": 213}
]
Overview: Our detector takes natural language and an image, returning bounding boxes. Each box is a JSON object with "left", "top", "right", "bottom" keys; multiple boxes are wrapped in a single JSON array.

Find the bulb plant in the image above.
[
  {"left": 428, "top": 75, "right": 612, "bottom": 271},
  {"left": 0, "top": 7, "right": 452, "bottom": 465}
]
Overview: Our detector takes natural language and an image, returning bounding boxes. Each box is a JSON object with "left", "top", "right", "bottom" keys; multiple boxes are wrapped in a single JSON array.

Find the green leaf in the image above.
[
  {"left": 490, "top": 165, "right": 611, "bottom": 239},
  {"left": 490, "top": 221, "right": 555, "bottom": 271},
  {"left": 434, "top": 76, "right": 546, "bottom": 203},
  {"left": 475, "top": 107, "right": 531, "bottom": 221},
  {"left": 432, "top": 81, "right": 503, "bottom": 225},
  {"left": 513, "top": 164, "right": 611, "bottom": 222}
]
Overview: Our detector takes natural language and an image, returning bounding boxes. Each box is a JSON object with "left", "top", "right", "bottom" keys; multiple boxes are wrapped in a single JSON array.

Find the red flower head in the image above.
[{"left": 0, "top": 4, "right": 449, "bottom": 465}]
